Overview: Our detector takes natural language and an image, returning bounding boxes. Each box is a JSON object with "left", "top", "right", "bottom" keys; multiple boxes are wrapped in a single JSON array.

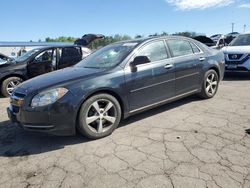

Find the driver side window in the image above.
[
  {"left": 137, "top": 41, "right": 168, "bottom": 62},
  {"left": 35, "top": 50, "right": 53, "bottom": 63}
]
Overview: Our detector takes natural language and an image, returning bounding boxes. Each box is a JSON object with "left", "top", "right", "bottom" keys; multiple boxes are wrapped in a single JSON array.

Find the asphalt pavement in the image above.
[{"left": 0, "top": 74, "right": 250, "bottom": 188}]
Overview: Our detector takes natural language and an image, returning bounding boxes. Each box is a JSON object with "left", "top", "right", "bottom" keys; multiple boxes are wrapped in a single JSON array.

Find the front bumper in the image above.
[
  {"left": 225, "top": 56, "right": 250, "bottom": 72},
  {"left": 7, "top": 94, "right": 78, "bottom": 136}
]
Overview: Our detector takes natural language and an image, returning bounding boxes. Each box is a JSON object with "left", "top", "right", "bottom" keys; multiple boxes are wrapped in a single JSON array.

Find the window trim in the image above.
[
  {"left": 125, "top": 39, "right": 170, "bottom": 68},
  {"left": 166, "top": 39, "right": 204, "bottom": 59},
  {"left": 190, "top": 41, "right": 202, "bottom": 54},
  {"left": 33, "top": 49, "right": 54, "bottom": 63}
]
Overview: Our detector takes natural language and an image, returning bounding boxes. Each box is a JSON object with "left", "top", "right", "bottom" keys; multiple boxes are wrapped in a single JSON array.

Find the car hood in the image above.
[
  {"left": 15, "top": 67, "right": 104, "bottom": 94},
  {"left": 222, "top": 46, "right": 250, "bottom": 54}
]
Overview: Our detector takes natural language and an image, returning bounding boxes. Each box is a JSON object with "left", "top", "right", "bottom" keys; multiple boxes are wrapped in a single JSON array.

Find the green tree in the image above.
[
  {"left": 172, "top": 31, "right": 197, "bottom": 37},
  {"left": 135, "top": 35, "right": 143, "bottom": 39},
  {"left": 45, "top": 36, "right": 77, "bottom": 42}
]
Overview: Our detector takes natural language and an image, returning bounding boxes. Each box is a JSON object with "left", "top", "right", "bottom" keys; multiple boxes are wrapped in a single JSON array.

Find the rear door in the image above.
[
  {"left": 27, "top": 49, "right": 55, "bottom": 78},
  {"left": 58, "top": 47, "right": 82, "bottom": 69},
  {"left": 166, "top": 39, "right": 204, "bottom": 95},
  {"left": 125, "top": 40, "right": 175, "bottom": 111}
]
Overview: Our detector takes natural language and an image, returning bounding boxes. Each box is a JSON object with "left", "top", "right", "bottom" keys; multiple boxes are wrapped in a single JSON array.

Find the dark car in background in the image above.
[
  {"left": 0, "top": 34, "right": 104, "bottom": 97},
  {"left": 7, "top": 36, "right": 225, "bottom": 139}
]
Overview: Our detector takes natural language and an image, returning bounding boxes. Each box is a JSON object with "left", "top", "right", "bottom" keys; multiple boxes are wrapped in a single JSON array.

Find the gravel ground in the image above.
[{"left": 0, "top": 74, "right": 250, "bottom": 188}]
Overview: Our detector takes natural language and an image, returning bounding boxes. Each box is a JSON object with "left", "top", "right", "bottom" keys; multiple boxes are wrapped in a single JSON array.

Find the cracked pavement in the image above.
[{"left": 0, "top": 75, "right": 250, "bottom": 188}]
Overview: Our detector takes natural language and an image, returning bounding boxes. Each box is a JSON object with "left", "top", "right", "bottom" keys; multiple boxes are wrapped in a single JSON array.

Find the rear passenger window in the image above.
[
  {"left": 167, "top": 40, "right": 193, "bottom": 57},
  {"left": 137, "top": 41, "right": 168, "bottom": 62},
  {"left": 61, "top": 47, "right": 81, "bottom": 58},
  {"left": 190, "top": 42, "right": 201, "bottom": 53}
]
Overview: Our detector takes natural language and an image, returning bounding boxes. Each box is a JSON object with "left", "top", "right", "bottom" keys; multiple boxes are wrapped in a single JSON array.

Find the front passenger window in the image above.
[
  {"left": 167, "top": 40, "right": 193, "bottom": 57},
  {"left": 137, "top": 41, "right": 168, "bottom": 62},
  {"left": 35, "top": 50, "right": 53, "bottom": 62}
]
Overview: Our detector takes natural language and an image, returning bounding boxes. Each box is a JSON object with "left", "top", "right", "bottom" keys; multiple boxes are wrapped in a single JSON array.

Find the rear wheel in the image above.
[
  {"left": 198, "top": 70, "right": 219, "bottom": 99},
  {"left": 78, "top": 93, "right": 121, "bottom": 139},
  {"left": 1, "top": 77, "right": 23, "bottom": 97}
]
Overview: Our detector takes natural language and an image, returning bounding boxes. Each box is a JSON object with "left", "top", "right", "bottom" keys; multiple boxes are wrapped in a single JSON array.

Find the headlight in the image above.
[{"left": 31, "top": 88, "right": 68, "bottom": 107}]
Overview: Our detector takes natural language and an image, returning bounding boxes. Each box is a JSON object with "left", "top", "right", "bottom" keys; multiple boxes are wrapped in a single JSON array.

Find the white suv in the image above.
[{"left": 222, "top": 34, "right": 250, "bottom": 72}]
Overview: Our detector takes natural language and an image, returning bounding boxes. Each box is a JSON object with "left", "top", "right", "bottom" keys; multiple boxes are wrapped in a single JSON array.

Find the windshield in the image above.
[
  {"left": 230, "top": 34, "right": 250, "bottom": 46},
  {"left": 15, "top": 49, "right": 39, "bottom": 62},
  {"left": 76, "top": 42, "right": 138, "bottom": 68}
]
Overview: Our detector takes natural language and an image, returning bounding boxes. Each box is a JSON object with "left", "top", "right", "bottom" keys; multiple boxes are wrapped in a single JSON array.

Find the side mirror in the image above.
[{"left": 130, "top": 56, "right": 151, "bottom": 68}]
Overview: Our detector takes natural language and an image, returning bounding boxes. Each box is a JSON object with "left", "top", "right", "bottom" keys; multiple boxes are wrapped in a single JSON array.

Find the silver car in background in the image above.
[
  {"left": 222, "top": 33, "right": 250, "bottom": 72},
  {"left": 210, "top": 34, "right": 222, "bottom": 43}
]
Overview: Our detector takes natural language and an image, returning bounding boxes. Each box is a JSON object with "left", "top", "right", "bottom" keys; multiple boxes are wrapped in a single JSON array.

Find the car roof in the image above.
[
  {"left": 31, "top": 45, "right": 82, "bottom": 51},
  {"left": 238, "top": 33, "right": 250, "bottom": 36},
  {"left": 113, "top": 35, "right": 196, "bottom": 45}
]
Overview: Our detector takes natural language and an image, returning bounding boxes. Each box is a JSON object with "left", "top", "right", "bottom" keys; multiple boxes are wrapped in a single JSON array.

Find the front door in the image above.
[
  {"left": 27, "top": 49, "right": 55, "bottom": 78},
  {"left": 125, "top": 40, "right": 175, "bottom": 112}
]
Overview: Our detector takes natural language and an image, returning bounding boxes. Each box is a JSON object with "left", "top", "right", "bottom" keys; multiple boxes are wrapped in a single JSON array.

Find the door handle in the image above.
[
  {"left": 199, "top": 57, "right": 206, "bottom": 61},
  {"left": 164, "top": 64, "right": 173, "bottom": 69}
]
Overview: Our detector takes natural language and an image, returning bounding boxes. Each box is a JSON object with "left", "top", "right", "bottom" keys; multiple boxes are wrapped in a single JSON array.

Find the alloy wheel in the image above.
[
  {"left": 205, "top": 73, "right": 218, "bottom": 96},
  {"left": 7, "top": 80, "right": 21, "bottom": 95},
  {"left": 85, "top": 99, "right": 117, "bottom": 134}
]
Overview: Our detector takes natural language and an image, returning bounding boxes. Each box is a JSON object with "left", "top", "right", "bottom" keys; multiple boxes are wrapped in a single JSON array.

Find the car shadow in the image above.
[
  {"left": 120, "top": 95, "right": 198, "bottom": 127},
  {"left": 0, "top": 95, "right": 199, "bottom": 157},
  {"left": 223, "top": 72, "right": 250, "bottom": 81}
]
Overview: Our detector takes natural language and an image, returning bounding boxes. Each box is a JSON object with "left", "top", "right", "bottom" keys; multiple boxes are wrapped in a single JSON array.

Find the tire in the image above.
[
  {"left": 198, "top": 70, "right": 219, "bottom": 99},
  {"left": 1, "top": 77, "right": 23, "bottom": 97},
  {"left": 78, "top": 93, "right": 122, "bottom": 139}
]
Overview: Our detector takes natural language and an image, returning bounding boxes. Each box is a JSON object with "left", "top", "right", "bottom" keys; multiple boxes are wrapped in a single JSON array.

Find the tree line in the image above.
[{"left": 45, "top": 31, "right": 201, "bottom": 49}]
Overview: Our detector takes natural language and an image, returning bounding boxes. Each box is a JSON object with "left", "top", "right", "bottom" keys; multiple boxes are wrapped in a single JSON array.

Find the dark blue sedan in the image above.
[{"left": 7, "top": 36, "right": 225, "bottom": 139}]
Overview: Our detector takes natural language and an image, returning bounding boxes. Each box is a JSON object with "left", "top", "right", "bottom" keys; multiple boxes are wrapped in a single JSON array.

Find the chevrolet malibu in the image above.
[{"left": 7, "top": 36, "right": 225, "bottom": 139}]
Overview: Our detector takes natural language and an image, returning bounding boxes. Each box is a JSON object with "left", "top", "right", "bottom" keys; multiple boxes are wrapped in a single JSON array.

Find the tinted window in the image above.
[
  {"left": 190, "top": 42, "right": 200, "bottom": 53},
  {"left": 137, "top": 41, "right": 168, "bottom": 62},
  {"left": 167, "top": 40, "right": 193, "bottom": 57},
  {"left": 61, "top": 47, "right": 81, "bottom": 58},
  {"left": 34, "top": 49, "right": 53, "bottom": 62}
]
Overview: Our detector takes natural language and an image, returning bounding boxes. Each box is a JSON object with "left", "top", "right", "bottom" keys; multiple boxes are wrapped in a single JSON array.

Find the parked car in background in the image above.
[
  {"left": 193, "top": 35, "right": 234, "bottom": 50},
  {"left": 7, "top": 36, "right": 225, "bottom": 139},
  {"left": 210, "top": 34, "right": 222, "bottom": 42},
  {"left": 193, "top": 36, "right": 216, "bottom": 47},
  {"left": 193, "top": 35, "right": 225, "bottom": 49},
  {"left": 226, "top": 32, "right": 240, "bottom": 38},
  {"left": 222, "top": 33, "right": 250, "bottom": 72},
  {"left": 0, "top": 34, "right": 104, "bottom": 97}
]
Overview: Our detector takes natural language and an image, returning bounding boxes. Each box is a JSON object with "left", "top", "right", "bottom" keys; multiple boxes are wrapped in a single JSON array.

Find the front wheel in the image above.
[
  {"left": 198, "top": 70, "right": 219, "bottom": 99},
  {"left": 78, "top": 93, "right": 121, "bottom": 139},
  {"left": 1, "top": 77, "right": 23, "bottom": 97}
]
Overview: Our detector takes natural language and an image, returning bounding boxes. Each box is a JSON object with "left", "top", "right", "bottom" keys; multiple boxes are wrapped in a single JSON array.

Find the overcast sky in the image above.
[{"left": 1, "top": 0, "right": 250, "bottom": 41}]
